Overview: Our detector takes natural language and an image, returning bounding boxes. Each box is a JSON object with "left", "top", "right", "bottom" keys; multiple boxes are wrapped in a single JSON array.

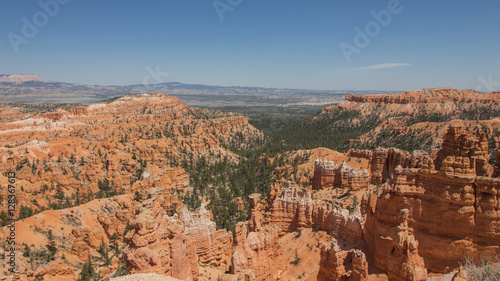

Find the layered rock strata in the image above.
[
  {"left": 124, "top": 188, "right": 199, "bottom": 280},
  {"left": 232, "top": 193, "right": 286, "bottom": 281},
  {"left": 180, "top": 203, "right": 233, "bottom": 270},
  {"left": 268, "top": 180, "right": 364, "bottom": 244},
  {"left": 365, "top": 125, "right": 500, "bottom": 273},
  {"left": 349, "top": 148, "right": 427, "bottom": 185},
  {"left": 311, "top": 159, "right": 369, "bottom": 191},
  {"left": 317, "top": 238, "right": 369, "bottom": 281},
  {"left": 386, "top": 209, "right": 427, "bottom": 281}
]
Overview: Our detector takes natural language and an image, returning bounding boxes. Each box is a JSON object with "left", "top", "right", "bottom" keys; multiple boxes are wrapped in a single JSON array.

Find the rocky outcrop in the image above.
[
  {"left": 317, "top": 238, "right": 369, "bottom": 281},
  {"left": 124, "top": 188, "right": 199, "bottom": 281},
  {"left": 328, "top": 89, "right": 500, "bottom": 126},
  {"left": 71, "top": 227, "right": 106, "bottom": 250},
  {"left": 39, "top": 111, "right": 65, "bottom": 122},
  {"left": 311, "top": 159, "right": 369, "bottom": 191},
  {"left": 321, "top": 88, "right": 500, "bottom": 156},
  {"left": 71, "top": 238, "right": 92, "bottom": 262},
  {"left": 34, "top": 261, "right": 76, "bottom": 278},
  {"left": 232, "top": 193, "right": 286, "bottom": 281},
  {"left": 110, "top": 273, "right": 184, "bottom": 281},
  {"left": 180, "top": 203, "right": 233, "bottom": 270},
  {"left": 268, "top": 180, "right": 364, "bottom": 244},
  {"left": 351, "top": 249, "right": 369, "bottom": 281},
  {"left": 365, "top": 125, "right": 500, "bottom": 273},
  {"left": 69, "top": 106, "right": 88, "bottom": 116},
  {"left": 317, "top": 238, "right": 346, "bottom": 281},
  {"left": 349, "top": 148, "right": 427, "bottom": 185},
  {"left": 268, "top": 182, "right": 314, "bottom": 233},
  {"left": 435, "top": 125, "right": 490, "bottom": 176},
  {"left": 386, "top": 209, "right": 427, "bottom": 281},
  {"left": 343, "top": 88, "right": 499, "bottom": 107}
]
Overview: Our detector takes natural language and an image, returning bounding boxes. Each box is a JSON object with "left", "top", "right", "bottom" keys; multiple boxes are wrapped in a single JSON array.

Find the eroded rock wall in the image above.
[
  {"left": 232, "top": 194, "right": 286, "bottom": 281},
  {"left": 311, "top": 159, "right": 369, "bottom": 191},
  {"left": 268, "top": 181, "right": 364, "bottom": 245},
  {"left": 364, "top": 125, "right": 500, "bottom": 273}
]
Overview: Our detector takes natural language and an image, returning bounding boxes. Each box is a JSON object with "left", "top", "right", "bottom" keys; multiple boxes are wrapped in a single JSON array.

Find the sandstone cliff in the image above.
[
  {"left": 179, "top": 203, "right": 233, "bottom": 271},
  {"left": 268, "top": 180, "right": 364, "bottom": 245},
  {"left": 317, "top": 239, "right": 369, "bottom": 281},
  {"left": 124, "top": 188, "right": 199, "bottom": 280},
  {"left": 311, "top": 159, "right": 369, "bottom": 191},
  {"left": 321, "top": 88, "right": 500, "bottom": 153},
  {"left": 364, "top": 125, "right": 500, "bottom": 274},
  {"left": 231, "top": 193, "right": 286, "bottom": 281},
  {"left": 349, "top": 148, "right": 427, "bottom": 185}
]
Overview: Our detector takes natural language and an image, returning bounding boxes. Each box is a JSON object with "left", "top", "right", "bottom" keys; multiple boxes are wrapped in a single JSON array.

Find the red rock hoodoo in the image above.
[{"left": 364, "top": 125, "right": 500, "bottom": 273}]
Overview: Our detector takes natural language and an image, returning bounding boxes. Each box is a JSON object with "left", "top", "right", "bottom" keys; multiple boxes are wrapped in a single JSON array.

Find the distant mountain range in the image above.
[
  {"left": 0, "top": 74, "right": 398, "bottom": 107},
  {"left": 0, "top": 74, "right": 46, "bottom": 83}
]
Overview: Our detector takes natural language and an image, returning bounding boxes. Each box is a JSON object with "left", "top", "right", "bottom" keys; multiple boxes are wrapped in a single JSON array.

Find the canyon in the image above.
[{"left": 0, "top": 89, "right": 499, "bottom": 280}]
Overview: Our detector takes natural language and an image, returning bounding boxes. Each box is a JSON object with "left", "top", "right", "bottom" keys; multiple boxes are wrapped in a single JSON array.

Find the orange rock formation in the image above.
[
  {"left": 268, "top": 180, "right": 364, "bottom": 244},
  {"left": 317, "top": 239, "right": 369, "bottom": 281},
  {"left": 232, "top": 193, "right": 286, "bottom": 281},
  {"left": 311, "top": 158, "right": 370, "bottom": 191},
  {"left": 364, "top": 125, "right": 500, "bottom": 274}
]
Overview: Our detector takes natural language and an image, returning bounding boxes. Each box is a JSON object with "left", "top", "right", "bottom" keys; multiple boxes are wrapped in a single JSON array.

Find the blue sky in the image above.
[{"left": 1, "top": 0, "right": 499, "bottom": 91}]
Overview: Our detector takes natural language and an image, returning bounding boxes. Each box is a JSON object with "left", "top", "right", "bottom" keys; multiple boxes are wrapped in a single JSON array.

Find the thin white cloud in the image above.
[{"left": 353, "top": 63, "right": 411, "bottom": 71}]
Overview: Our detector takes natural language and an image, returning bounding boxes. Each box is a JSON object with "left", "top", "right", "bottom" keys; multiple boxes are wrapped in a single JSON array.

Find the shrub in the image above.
[
  {"left": 18, "top": 206, "right": 34, "bottom": 220},
  {"left": 293, "top": 249, "right": 301, "bottom": 265},
  {"left": 77, "top": 256, "right": 97, "bottom": 281},
  {"left": 134, "top": 191, "right": 143, "bottom": 202},
  {"left": 462, "top": 257, "right": 500, "bottom": 281}
]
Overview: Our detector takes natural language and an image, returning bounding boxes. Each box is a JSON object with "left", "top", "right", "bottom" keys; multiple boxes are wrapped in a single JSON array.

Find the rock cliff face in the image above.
[
  {"left": 232, "top": 194, "right": 286, "bottom": 281},
  {"left": 317, "top": 239, "right": 368, "bottom": 281},
  {"left": 349, "top": 148, "right": 427, "bottom": 185},
  {"left": 122, "top": 187, "right": 236, "bottom": 280},
  {"left": 123, "top": 187, "right": 237, "bottom": 280},
  {"left": 350, "top": 249, "right": 369, "bottom": 281},
  {"left": 311, "top": 159, "right": 369, "bottom": 191},
  {"left": 340, "top": 88, "right": 500, "bottom": 115},
  {"left": 268, "top": 180, "right": 364, "bottom": 245},
  {"left": 179, "top": 203, "right": 233, "bottom": 271},
  {"left": 124, "top": 190, "right": 200, "bottom": 280},
  {"left": 317, "top": 239, "right": 346, "bottom": 281},
  {"left": 321, "top": 88, "right": 500, "bottom": 153},
  {"left": 364, "top": 125, "right": 500, "bottom": 273},
  {"left": 435, "top": 125, "right": 490, "bottom": 175},
  {"left": 386, "top": 209, "right": 427, "bottom": 281},
  {"left": 34, "top": 260, "right": 76, "bottom": 279},
  {"left": 122, "top": 187, "right": 198, "bottom": 280}
]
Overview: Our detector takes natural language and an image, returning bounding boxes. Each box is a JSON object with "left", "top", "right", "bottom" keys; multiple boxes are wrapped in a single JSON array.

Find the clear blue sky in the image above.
[{"left": 1, "top": 0, "right": 499, "bottom": 91}]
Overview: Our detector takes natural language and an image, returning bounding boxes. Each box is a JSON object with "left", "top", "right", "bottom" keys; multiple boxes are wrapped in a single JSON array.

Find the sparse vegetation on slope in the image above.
[{"left": 462, "top": 257, "right": 500, "bottom": 281}]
